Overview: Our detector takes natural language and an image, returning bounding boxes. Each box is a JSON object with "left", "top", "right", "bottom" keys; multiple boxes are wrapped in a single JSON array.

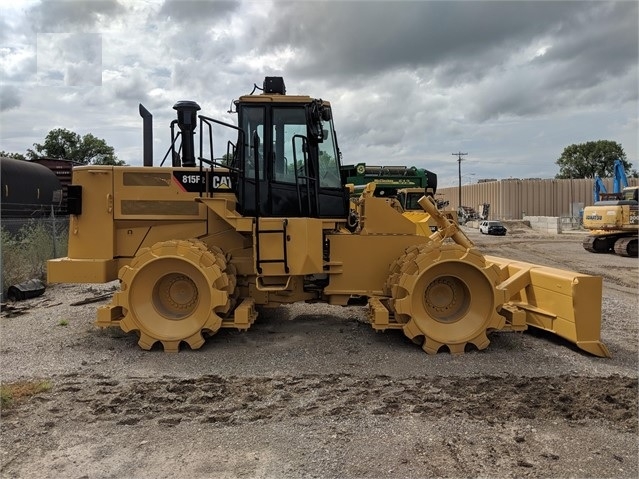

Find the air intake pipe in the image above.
[
  {"left": 173, "top": 100, "right": 201, "bottom": 167},
  {"left": 139, "top": 104, "right": 153, "bottom": 167}
]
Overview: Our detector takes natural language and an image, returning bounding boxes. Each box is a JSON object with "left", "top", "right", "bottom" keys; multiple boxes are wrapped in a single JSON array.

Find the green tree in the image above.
[
  {"left": 26, "top": 128, "right": 125, "bottom": 165},
  {"left": 0, "top": 151, "right": 26, "bottom": 161},
  {"left": 555, "top": 140, "right": 630, "bottom": 179},
  {"left": 319, "top": 151, "right": 335, "bottom": 170},
  {"left": 221, "top": 153, "right": 234, "bottom": 166}
]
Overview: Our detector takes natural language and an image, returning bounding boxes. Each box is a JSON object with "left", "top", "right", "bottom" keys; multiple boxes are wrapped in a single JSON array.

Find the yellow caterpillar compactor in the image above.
[{"left": 47, "top": 77, "right": 609, "bottom": 357}]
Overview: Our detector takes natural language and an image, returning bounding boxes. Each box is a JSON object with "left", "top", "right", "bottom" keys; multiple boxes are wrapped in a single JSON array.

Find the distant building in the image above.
[{"left": 437, "top": 176, "right": 639, "bottom": 220}]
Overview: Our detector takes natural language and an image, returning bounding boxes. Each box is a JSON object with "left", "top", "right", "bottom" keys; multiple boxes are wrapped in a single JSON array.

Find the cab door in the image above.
[{"left": 236, "top": 103, "right": 348, "bottom": 219}]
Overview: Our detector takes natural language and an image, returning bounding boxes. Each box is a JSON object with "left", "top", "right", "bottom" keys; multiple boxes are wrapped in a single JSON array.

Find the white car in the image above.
[{"left": 479, "top": 220, "right": 507, "bottom": 235}]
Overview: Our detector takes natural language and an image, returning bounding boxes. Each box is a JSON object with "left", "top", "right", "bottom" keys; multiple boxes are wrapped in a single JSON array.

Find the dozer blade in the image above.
[
  {"left": 487, "top": 255, "right": 611, "bottom": 358},
  {"left": 406, "top": 194, "right": 609, "bottom": 357}
]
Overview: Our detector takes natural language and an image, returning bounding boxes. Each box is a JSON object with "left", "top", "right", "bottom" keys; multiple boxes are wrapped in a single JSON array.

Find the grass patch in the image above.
[
  {"left": 0, "top": 380, "right": 52, "bottom": 410},
  {"left": 1, "top": 220, "right": 68, "bottom": 295},
  {"left": 58, "top": 319, "right": 69, "bottom": 326}
]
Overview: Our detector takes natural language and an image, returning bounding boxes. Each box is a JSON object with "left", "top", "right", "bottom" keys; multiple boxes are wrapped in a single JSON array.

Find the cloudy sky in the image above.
[{"left": 1, "top": 0, "right": 637, "bottom": 187}]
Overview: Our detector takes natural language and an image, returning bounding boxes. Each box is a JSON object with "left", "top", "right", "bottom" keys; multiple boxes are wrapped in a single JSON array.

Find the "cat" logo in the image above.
[{"left": 212, "top": 175, "right": 232, "bottom": 189}]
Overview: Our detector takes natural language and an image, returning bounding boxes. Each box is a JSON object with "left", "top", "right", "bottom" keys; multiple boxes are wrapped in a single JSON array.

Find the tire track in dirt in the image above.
[{"left": 2, "top": 374, "right": 636, "bottom": 432}]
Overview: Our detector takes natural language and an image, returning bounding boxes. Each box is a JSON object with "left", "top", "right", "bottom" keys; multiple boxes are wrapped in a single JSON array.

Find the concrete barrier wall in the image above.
[{"left": 524, "top": 215, "right": 561, "bottom": 234}]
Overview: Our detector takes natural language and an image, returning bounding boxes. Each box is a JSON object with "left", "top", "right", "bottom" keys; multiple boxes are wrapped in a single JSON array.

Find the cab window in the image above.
[
  {"left": 317, "top": 122, "right": 341, "bottom": 188},
  {"left": 242, "top": 106, "right": 264, "bottom": 180},
  {"left": 272, "top": 108, "right": 308, "bottom": 183}
]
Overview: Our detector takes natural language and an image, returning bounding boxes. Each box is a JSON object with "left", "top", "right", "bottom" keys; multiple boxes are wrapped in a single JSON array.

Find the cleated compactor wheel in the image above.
[
  {"left": 387, "top": 242, "right": 505, "bottom": 354},
  {"left": 116, "top": 240, "right": 235, "bottom": 352}
]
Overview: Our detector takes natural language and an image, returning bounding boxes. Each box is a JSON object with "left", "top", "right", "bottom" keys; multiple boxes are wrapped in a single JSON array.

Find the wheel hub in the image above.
[
  {"left": 424, "top": 276, "right": 468, "bottom": 322},
  {"left": 155, "top": 273, "right": 198, "bottom": 319}
]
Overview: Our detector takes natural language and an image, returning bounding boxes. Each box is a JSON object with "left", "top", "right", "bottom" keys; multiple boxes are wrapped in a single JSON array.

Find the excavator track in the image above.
[
  {"left": 583, "top": 234, "right": 638, "bottom": 257},
  {"left": 387, "top": 242, "right": 505, "bottom": 354},
  {"left": 114, "top": 239, "right": 235, "bottom": 352},
  {"left": 582, "top": 235, "right": 615, "bottom": 253},
  {"left": 613, "top": 236, "right": 639, "bottom": 257}
]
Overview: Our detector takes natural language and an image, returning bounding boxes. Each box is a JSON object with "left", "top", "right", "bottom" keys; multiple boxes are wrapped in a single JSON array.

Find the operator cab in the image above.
[
  {"left": 623, "top": 186, "right": 639, "bottom": 203},
  {"left": 396, "top": 187, "right": 436, "bottom": 211},
  {"left": 229, "top": 77, "right": 349, "bottom": 219},
  {"left": 598, "top": 187, "right": 639, "bottom": 206}
]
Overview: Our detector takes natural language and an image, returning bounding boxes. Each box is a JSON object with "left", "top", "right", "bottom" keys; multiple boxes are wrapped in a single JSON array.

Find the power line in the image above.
[{"left": 452, "top": 152, "right": 468, "bottom": 209}]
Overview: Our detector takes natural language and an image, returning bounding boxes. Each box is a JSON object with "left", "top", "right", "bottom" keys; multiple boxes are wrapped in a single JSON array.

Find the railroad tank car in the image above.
[{"left": 0, "top": 157, "right": 63, "bottom": 218}]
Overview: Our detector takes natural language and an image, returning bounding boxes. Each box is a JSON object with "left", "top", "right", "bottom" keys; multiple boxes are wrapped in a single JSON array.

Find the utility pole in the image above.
[{"left": 452, "top": 152, "right": 468, "bottom": 210}]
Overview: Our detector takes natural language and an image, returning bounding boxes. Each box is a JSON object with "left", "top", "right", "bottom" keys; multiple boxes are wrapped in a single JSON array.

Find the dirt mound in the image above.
[{"left": 501, "top": 220, "right": 534, "bottom": 235}]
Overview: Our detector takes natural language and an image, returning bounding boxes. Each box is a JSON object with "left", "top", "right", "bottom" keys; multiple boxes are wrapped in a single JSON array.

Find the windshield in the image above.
[
  {"left": 317, "top": 116, "right": 341, "bottom": 188},
  {"left": 405, "top": 193, "right": 423, "bottom": 210},
  {"left": 272, "top": 108, "right": 307, "bottom": 183},
  {"left": 270, "top": 106, "right": 341, "bottom": 188},
  {"left": 623, "top": 188, "right": 638, "bottom": 202}
]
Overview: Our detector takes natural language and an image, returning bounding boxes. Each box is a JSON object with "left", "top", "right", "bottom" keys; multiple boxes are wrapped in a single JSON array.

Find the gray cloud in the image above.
[
  {"left": 0, "top": 85, "right": 21, "bottom": 111},
  {"left": 0, "top": 0, "right": 635, "bottom": 179},
  {"left": 104, "top": 67, "right": 160, "bottom": 106},
  {"left": 28, "top": 0, "right": 126, "bottom": 32},
  {"left": 157, "top": 0, "right": 239, "bottom": 23},
  {"left": 535, "top": 2, "right": 638, "bottom": 88},
  {"left": 260, "top": 1, "right": 580, "bottom": 76},
  {"left": 59, "top": 33, "right": 102, "bottom": 64},
  {"left": 66, "top": 60, "right": 102, "bottom": 86},
  {"left": 257, "top": 0, "right": 637, "bottom": 124},
  {"left": 36, "top": 33, "right": 102, "bottom": 86},
  {"left": 0, "top": 16, "right": 9, "bottom": 45},
  {"left": 460, "top": 1, "right": 639, "bottom": 124},
  {"left": 0, "top": 46, "right": 37, "bottom": 83}
]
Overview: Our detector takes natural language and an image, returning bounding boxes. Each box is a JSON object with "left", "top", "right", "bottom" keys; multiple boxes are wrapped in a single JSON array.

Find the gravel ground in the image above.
[{"left": 1, "top": 224, "right": 637, "bottom": 478}]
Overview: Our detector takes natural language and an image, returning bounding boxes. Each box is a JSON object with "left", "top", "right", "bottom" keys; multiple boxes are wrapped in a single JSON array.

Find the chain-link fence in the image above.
[{"left": 1, "top": 214, "right": 69, "bottom": 298}]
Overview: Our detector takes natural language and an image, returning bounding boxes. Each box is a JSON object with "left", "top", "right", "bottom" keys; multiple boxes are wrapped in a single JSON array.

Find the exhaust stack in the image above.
[
  {"left": 173, "top": 100, "right": 201, "bottom": 167},
  {"left": 139, "top": 104, "right": 153, "bottom": 167}
]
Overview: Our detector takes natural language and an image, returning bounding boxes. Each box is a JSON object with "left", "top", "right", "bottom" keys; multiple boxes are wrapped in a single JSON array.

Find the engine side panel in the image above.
[{"left": 324, "top": 234, "right": 425, "bottom": 298}]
